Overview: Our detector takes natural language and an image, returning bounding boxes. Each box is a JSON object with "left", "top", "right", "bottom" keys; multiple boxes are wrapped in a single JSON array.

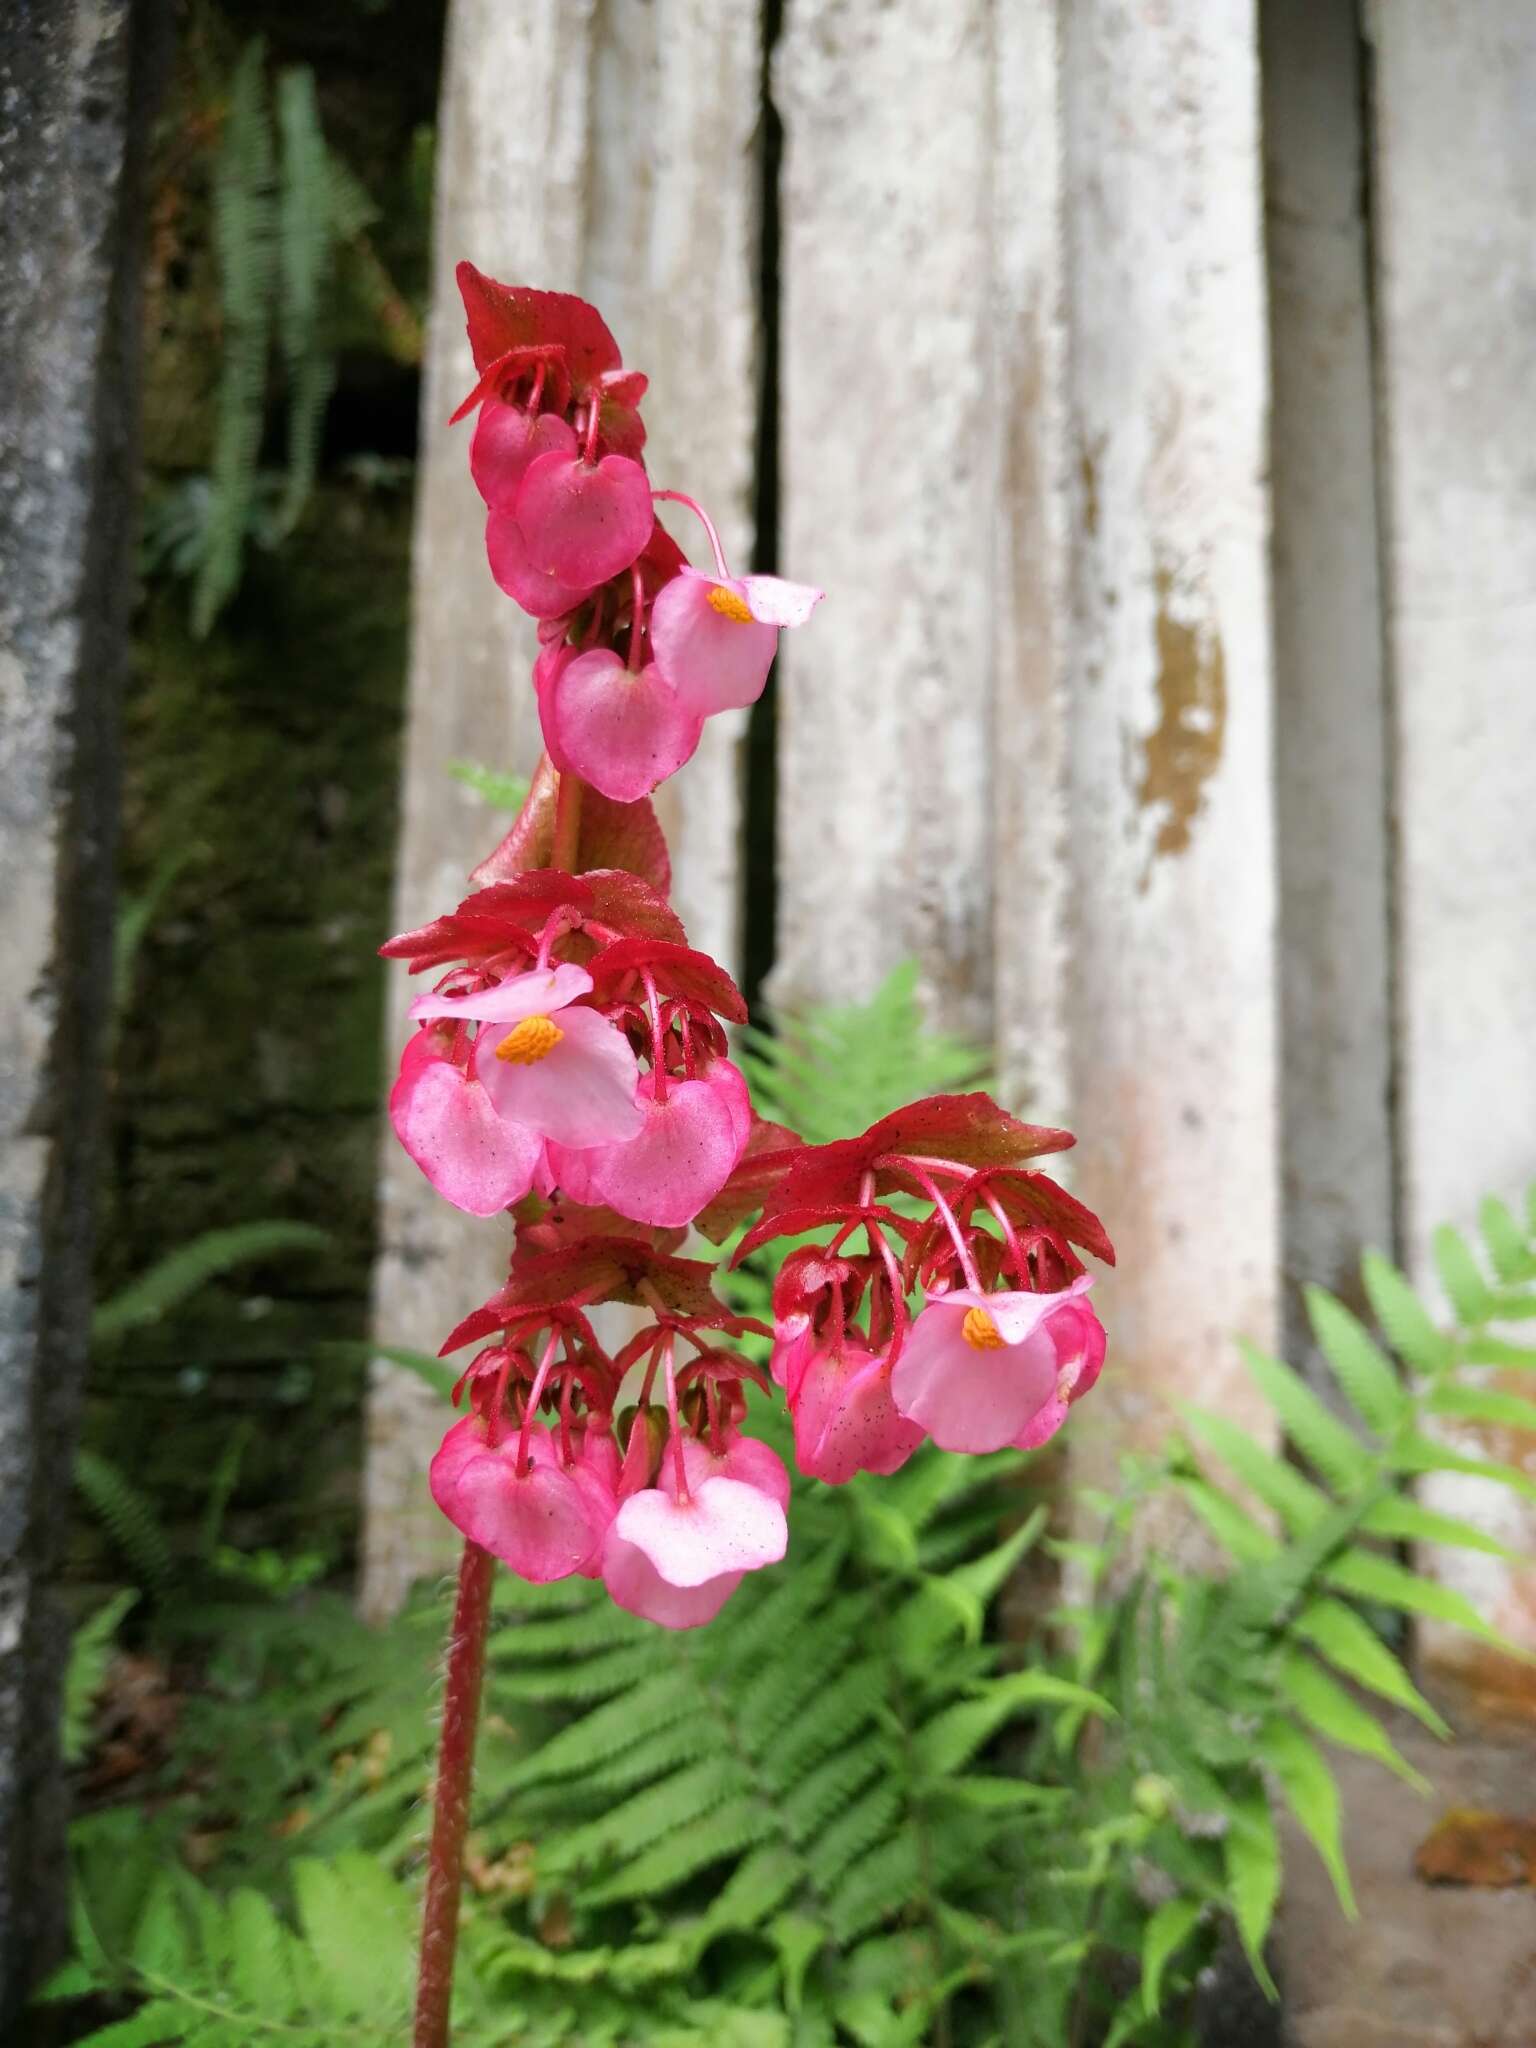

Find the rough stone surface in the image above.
[
  {"left": 1264, "top": 0, "right": 1394, "bottom": 1378},
  {"left": 1278, "top": 1697, "right": 1536, "bottom": 2047},
  {"left": 0, "top": 0, "right": 159, "bottom": 2015},
  {"left": 1369, "top": 0, "right": 1536, "bottom": 1694}
]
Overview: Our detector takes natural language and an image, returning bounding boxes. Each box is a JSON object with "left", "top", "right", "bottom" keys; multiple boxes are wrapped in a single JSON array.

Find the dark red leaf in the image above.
[
  {"left": 583, "top": 871, "right": 686, "bottom": 945},
  {"left": 469, "top": 762, "right": 672, "bottom": 898},
  {"left": 471, "top": 756, "right": 560, "bottom": 886},
  {"left": 732, "top": 1203, "right": 916, "bottom": 1266},
  {"left": 768, "top": 1093, "right": 1075, "bottom": 1214},
  {"left": 576, "top": 790, "right": 671, "bottom": 894},
  {"left": 587, "top": 939, "right": 747, "bottom": 1024},
  {"left": 381, "top": 872, "right": 594, "bottom": 970},
  {"left": 456, "top": 263, "right": 622, "bottom": 397},
  {"left": 977, "top": 1169, "right": 1116, "bottom": 1266}
]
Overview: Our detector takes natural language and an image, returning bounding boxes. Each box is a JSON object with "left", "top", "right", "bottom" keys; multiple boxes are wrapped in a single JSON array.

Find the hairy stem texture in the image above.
[{"left": 413, "top": 1538, "right": 495, "bottom": 2048}]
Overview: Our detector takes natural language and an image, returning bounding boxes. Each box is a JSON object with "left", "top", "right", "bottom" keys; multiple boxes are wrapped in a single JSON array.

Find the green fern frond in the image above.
[
  {"left": 74, "top": 1453, "right": 175, "bottom": 1594},
  {"left": 194, "top": 40, "right": 276, "bottom": 635}
]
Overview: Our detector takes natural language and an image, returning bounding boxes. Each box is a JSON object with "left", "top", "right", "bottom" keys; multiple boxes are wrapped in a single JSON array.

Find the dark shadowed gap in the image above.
[{"left": 741, "top": 0, "right": 784, "bottom": 1018}]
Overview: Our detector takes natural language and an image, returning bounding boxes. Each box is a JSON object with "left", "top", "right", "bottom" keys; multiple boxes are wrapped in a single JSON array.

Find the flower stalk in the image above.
[{"left": 412, "top": 1538, "right": 495, "bottom": 2048}]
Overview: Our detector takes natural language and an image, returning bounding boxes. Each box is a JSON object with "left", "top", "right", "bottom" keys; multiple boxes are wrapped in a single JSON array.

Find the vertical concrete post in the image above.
[{"left": 0, "top": 0, "right": 158, "bottom": 2012}]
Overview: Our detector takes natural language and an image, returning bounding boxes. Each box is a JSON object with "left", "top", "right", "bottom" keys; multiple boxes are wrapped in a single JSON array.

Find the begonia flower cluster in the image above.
[{"left": 385, "top": 268, "right": 1113, "bottom": 1628}]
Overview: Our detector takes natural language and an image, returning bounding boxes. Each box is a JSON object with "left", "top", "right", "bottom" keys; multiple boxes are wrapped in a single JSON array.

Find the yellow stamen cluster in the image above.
[
  {"left": 494, "top": 1014, "right": 563, "bottom": 1065},
  {"left": 961, "top": 1307, "right": 1007, "bottom": 1351},
  {"left": 707, "top": 584, "right": 755, "bottom": 625}
]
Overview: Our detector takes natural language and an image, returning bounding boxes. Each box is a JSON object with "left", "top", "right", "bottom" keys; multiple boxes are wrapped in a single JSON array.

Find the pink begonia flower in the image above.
[
  {"left": 650, "top": 566, "right": 824, "bottom": 718},
  {"left": 514, "top": 449, "right": 654, "bottom": 588},
  {"left": 541, "top": 648, "right": 704, "bottom": 802},
  {"left": 408, "top": 962, "right": 643, "bottom": 1152},
  {"left": 471, "top": 403, "right": 578, "bottom": 509},
  {"left": 389, "top": 1027, "right": 545, "bottom": 1219},
  {"left": 486, "top": 507, "right": 596, "bottom": 619},
  {"left": 890, "top": 1277, "right": 1106, "bottom": 1456},
  {"left": 676, "top": 1429, "right": 791, "bottom": 1508},
  {"left": 430, "top": 1417, "right": 610, "bottom": 1583},
  {"left": 787, "top": 1334, "right": 924, "bottom": 1485},
  {"left": 547, "top": 1055, "right": 749, "bottom": 1228},
  {"left": 601, "top": 1432, "right": 788, "bottom": 1630}
]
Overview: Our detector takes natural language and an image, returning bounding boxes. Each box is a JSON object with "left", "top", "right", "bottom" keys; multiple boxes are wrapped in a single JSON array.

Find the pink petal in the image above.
[
  {"left": 740, "top": 574, "right": 824, "bottom": 629},
  {"left": 566, "top": 1069, "right": 744, "bottom": 1227},
  {"left": 792, "top": 1340, "right": 924, "bottom": 1485},
  {"left": 514, "top": 450, "right": 654, "bottom": 587},
  {"left": 649, "top": 569, "right": 779, "bottom": 717},
  {"left": 602, "top": 1532, "right": 742, "bottom": 1628},
  {"left": 534, "top": 643, "right": 576, "bottom": 771},
  {"left": 471, "top": 403, "right": 578, "bottom": 508},
  {"left": 1012, "top": 1396, "right": 1070, "bottom": 1452},
  {"left": 486, "top": 507, "right": 595, "bottom": 618},
  {"left": 389, "top": 1030, "right": 541, "bottom": 1217},
  {"left": 770, "top": 1313, "right": 815, "bottom": 1398},
  {"left": 678, "top": 1433, "right": 792, "bottom": 1510},
  {"left": 543, "top": 649, "right": 703, "bottom": 802},
  {"left": 703, "top": 1054, "right": 752, "bottom": 1150},
  {"left": 410, "top": 962, "right": 593, "bottom": 1027},
  {"left": 473, "top": 1002, "right": 642, "bottom": 1148},
  {"left": 611, "top": 1476, "right": 787, "bottom": 1588},
  {"left": 429, "top": 1420, "right": 598, "bottom": 1583},
  {"left": 889, "top": 1296, "right": 1059, "bottom": 1455}
]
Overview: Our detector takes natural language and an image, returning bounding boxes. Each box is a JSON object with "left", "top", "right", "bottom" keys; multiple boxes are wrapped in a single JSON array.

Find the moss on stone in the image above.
[{"left": 86, "top": 481, "right": 410, "bottom": 1570}]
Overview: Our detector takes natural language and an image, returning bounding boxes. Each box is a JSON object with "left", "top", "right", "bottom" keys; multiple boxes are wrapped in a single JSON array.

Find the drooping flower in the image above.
[
  {"left": 391, "top": 963, "right": 643, "bottom": 1217},
  {"left": 787, "top": 1334, "right": 924, "bottom": 1485},
  {"left": 548, "top": 1053, "right": 750, "bottom": 1229},
  {"left": 601, "top": 1432, "right": 788, "bottom": 1630},
  {"left": 650, "top": 565, "right": 824, "bottom": 718},
  {"left": 513, "top": 448, "right": 655, "bottom": 589},
  {"left": 430, "top": 1416, "right": 612, "bottom": 1582},
  {"left": 408, "top": 962, "right": 642, "bottom": 1152},
  {"left": 889, "top": 1277, "right": 1106, "bottom": 1455},
  {"left": 541, "top": 647, "right": 704, "bottom": 801},
  {"left": 471, "top": 402, "right": 577, "bottom": 509}
]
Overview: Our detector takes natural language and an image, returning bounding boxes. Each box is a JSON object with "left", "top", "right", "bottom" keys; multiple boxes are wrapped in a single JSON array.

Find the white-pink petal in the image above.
[
  {"left": 409, "top": 962, "right": 593, "bottom": 1026},
  {"left": 611, "top": 1476, "right": 787, "bottom": 1588},
  {"left": 740, "top": 574, "right": 824, "bottom": 629},
  {"left": 889, "top": 1295, "right": 1059, "bottom": 1455},
  {"left": 473, "top": 1002, "right": 643, "bottom": 1149}
]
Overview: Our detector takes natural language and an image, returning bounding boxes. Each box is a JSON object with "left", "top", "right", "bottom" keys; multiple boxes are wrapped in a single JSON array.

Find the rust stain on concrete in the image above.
[
  {"left": 1079, "top": 440, "right": 1100, "bottom": 538},
  {"left": 1137, "top": 560, "right": 1226, "bottom": 870}
]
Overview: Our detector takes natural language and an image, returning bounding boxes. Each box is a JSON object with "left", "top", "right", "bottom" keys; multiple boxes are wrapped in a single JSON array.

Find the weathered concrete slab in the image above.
[
  {"left": 1264, "top": 0, "right": 1394, "bottom": 1374},
  {"left": 1057, "top": 0, "right": 1283, "bottom": 1533},
  {"left": 0, "top": 0, "right": 158, "bottom": 2014},
  {"left": 1368, "top": 0, "right": 1536, "bottom": 1692}
]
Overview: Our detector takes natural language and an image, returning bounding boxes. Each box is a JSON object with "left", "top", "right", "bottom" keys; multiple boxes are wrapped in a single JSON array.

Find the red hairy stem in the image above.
[
  {"left": 413, "top": 1539, "right": 496, "bottom": 2048},
  {"left": 550, "top": 766, "right": 584, "bottom": 871}
]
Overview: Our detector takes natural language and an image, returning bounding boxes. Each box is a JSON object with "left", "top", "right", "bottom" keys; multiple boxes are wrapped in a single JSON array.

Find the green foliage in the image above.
[
  {"left": 163, "top": 39, "right": 420, "bottom": 633},
  {"left": 739, "top": 960, "right": 988, "bottom": 1148},
  {"left": 92, "top": 1222, "right": 329, "bottom": 1346},
  {"left": 55, "top": 971, "right": 1536, "bottom": 2045},
  {"left": 449, "top": 760, "right": 534, "bottom": 812},
  {"left": 74, "top": 1453, "right": 176, "bottom": 1596},
  {"left": 62, "top": 1592, "right": 140, "bottom": 1766}
]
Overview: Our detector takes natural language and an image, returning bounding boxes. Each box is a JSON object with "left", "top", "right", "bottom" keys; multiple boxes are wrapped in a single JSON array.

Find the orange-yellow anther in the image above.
[
  {"left": 706, "top": 584, "right": 755, "bottom": 625},
  {"left": 494, "top": 1014, "right": 563, "bottom": 1065},
  {"left": 961, "top": 1307, "right": 1007, "bottom": 1351}
]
